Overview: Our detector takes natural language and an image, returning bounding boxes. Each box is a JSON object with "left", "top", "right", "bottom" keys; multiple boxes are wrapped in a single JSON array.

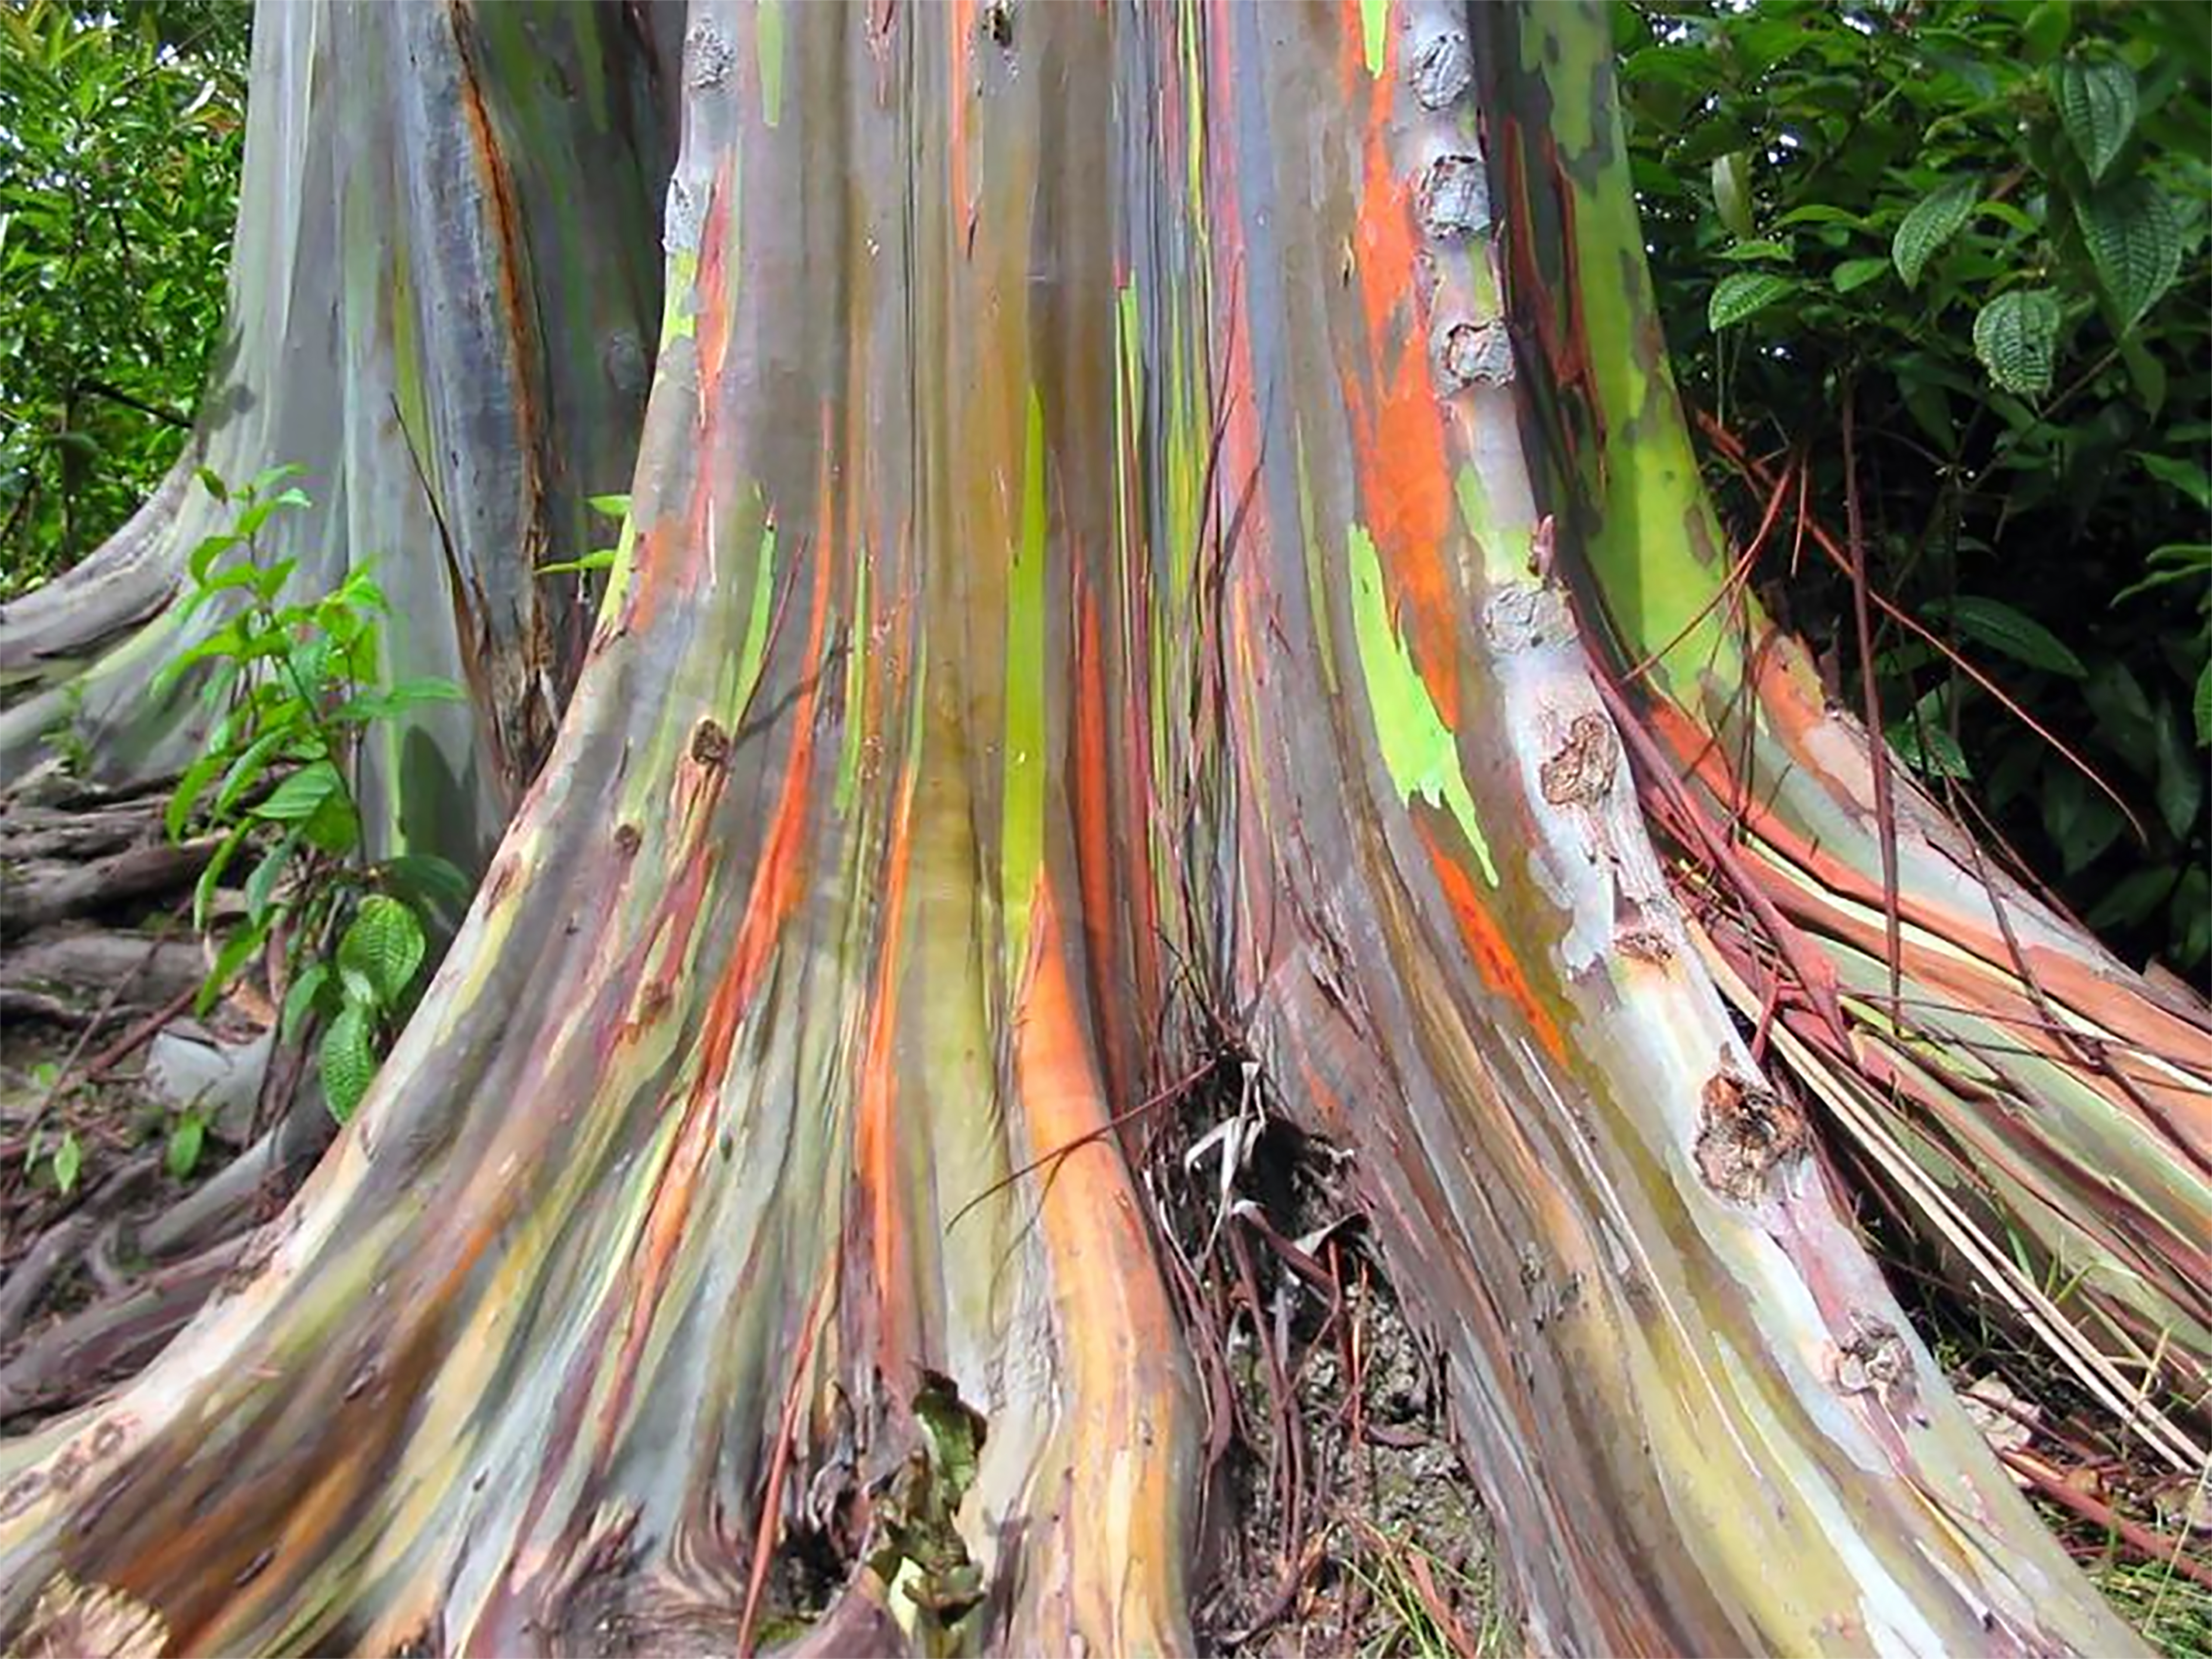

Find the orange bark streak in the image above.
[{"left": 1415, "top": 815, "right": 1568, "bottom": 1062}]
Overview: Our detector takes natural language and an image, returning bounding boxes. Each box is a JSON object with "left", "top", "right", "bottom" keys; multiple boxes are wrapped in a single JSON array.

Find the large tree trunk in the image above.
[{"left": 0, "top": 3, "right": 2194, "bottom": 1654}]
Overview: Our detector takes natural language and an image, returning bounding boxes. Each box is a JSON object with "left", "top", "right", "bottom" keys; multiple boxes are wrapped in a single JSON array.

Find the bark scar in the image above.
[
  {"left": 1693, "top": 1060, "right": 1807, "bottom": 1204},
  {"left": 1539, "top": 712, "right": 1618, "bottom": 807}
]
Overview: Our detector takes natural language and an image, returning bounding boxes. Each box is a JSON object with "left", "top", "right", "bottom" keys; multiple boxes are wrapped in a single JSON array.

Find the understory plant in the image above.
[{"left": 160, "top": 465, "right": 469, "bottom": 1119}]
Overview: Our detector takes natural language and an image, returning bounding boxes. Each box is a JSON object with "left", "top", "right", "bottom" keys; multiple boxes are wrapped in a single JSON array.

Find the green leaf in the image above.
[
  {"left": 212, "top": 726, "right": 295, "bottom": 818},
  {"left": 1923, "top": 596, "right": 2087, "bottom": 678},
  {"left": 196, "top": 467, "right": 229, "bottom": 502},
  {"left": 2075, "top": 180, "right": 2183, "bottom": 331},
  {"left": 2154, "top": 698, "right": 2202, "bottom": 837},
  {"left": 2197, "top": 661, "right": 2212, "bottom": 748},
  {"left": 1707, "top": 271, "right": 1795, "bottom": 331},
  {"left": 1712, "top": 152, "right": 1756, "bottom": 243},
  {"left": 912, "top": 1370, "right": 987, "bottom": 1508},
  {"left": 380, "top": 853, "right": 476, "bottom": 917},
  {"left": 1971, "top": 288, "right": 2062, "bottom": 396},
  {"left": 2053, "top": 56, "right": 2137, "bottom": 184},
  {"left": 2083, "top": 866, "right": 2176, "bottom": 932},
  {"left": 242, "top": 834, "right": 296, "bottom": 925},
  {"left": 167, "top": 749, "right": 228, "bottom": 841},
  {"left": 586, "top": 493, "right": 632, "bottom": 520},
  {"left": 338, "top": 895, "right": 427, "bottom": 1006},
  {"left": 329, "top": 678, "right": 467, "bottom": 723},
  {"left": 320, "top": 1001, "right": 378, "bottom": 1124},
  {"left": 2133, "top": 455, "right": 2212, "bottom": 512},
  {"left": 301, "top": 792, "right": 360, "bottom": 856},
  {"left": 1832, "top": 257, "right": 1891, "bottom": 294},
  {"left": 52, "top": 1130, "right": 81, "bottom": 1198},
  {"left": 1891, "top": 176, "right": 1979, "bottom": 289},
  {"left": 166, "top": 1113, "right": 205, "bottom": 1180},
  {"left": 534, "top": 549, "right": 618, "bottom": 578},
  {"left": 1718, "top": 240, "right": 1794, "bottom": 262},
  {"left": 282, "top": 961, "right": 331, "bottom": 1045},
  {"left": 250, "top": 760, "right": 344, "bottom": 822},
  {"left": 195, "top": 916, "right": 270, "bottom": 1016},
  {"left": 2021, "top": 1, "right": 2071, "bottom": 64},
  {"left": 192, "top": 822, "right": 254, "bottom": 932},
  {"left": 2114, "top": 543, "right": 2212, "bottom": 606},
  {"left": 1775, "top": 204, "right": 1870, "bottom": 230}
]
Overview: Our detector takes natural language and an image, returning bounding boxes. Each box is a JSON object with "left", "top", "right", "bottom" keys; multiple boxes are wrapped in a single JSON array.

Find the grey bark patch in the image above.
[
  {"left": 1693, "top": 1062, "right": 1808, "bottom": 1204},
  {"left": 602, "top": 329, "right": 647, "bottom": 398},
  {"left": 1483, "top": 582, "right": 1572, "bottom": 654},
  {"left": 1417, "top": 154, "right": 1489, "bottom": 240},
  {"left": 1435, "top": 320, "right": 1514, "bottom": 391},
  {"left": 1410, "top": 30, "right": 1474, "bottom": 108}
]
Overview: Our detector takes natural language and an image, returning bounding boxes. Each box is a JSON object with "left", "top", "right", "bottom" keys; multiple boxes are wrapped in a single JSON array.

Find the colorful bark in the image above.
[{"left": 0, "top": 3, "right": 2167, "bottom": 1656}]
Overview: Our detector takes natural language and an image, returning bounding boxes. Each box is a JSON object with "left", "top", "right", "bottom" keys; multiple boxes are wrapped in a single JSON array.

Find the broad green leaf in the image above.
[
  {"left": 1832, "top": 257, "right": 1891, "bottom": 294},
  {"left": 2132, "top": 455, "right": 2211, "bottom": 512},
  {"left": 1712, "top": 152, "right": 1756, "bottom": 242},
  {"left": 250, "top": 759, "right": 343, "bottom": 822},
  {"left": 2197, "top": 661, "right": 2212, "bottom": 748},
  {"left": 2054, "top": 56, "right": 2136, "bottom": 183},
  {"left": 195, "top": 467, "right": 229, "bottom": 502},
  {"left": 1971, "top": 288, "right": 2061, "bottom": 396},
  {"left": 52, "top": 1131, "right": 81, "bottom": 1197},
  {"left": 338, "top": 894, "right": 427, "bottom": 1006},
  {"left": 2021, "top": 1, "right": 2071, "bottom": 63},
  {"left": 1891, "top": 176, "right": 1979, "bottom": 289},
  {"left": 166, "top": 1113, "right": 205, "bottom": 1180},
  {"left": 2154, "top": 697, "right": 2202, "bottom": 836},
  {"left": 2083, "top": 866, "right": 2176, "bottom": 932},
  {"left": 301, "top": 792, "right": 360, "bottom": 856},
  {"left": 1923, "top": 595, "right": 2087, "bottom": 678},
  {"left": 1775, "top": 204, "right": 1870, "bottom": 230},
  {"left": 247, "top": 462, "right": 305, "bottom": 497},
  {"left": 1707, "top": 271, "right": 1795, "bottom": 331},
  {"left": 2075, "top": 180, "right": 2183, "bottom": 330},
  {"left": 282, "top": 961, "right": 331, "bottom": 1044},
  {"left": 187, "top": 531, "right": 240, "bottom": 583},
  {"left": 320, "top": 1001, "right": 378, "bottom": 1124},
  {"left": 586, "top": 493, "right": 632, "bottom": 519},
  {"left": 380, "top": 853, "right": 476, "bottom": 916}
]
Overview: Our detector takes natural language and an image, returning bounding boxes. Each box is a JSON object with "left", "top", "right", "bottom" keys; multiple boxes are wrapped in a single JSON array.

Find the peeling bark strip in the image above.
[{"left": 0, "top": 3, "right": 2166, "bottom": 1657}]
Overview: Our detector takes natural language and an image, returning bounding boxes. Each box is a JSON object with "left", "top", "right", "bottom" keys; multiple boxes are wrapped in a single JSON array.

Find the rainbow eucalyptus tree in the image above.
[{"left": 2, "top": 2, "right": 2206, "bottom": 1655}]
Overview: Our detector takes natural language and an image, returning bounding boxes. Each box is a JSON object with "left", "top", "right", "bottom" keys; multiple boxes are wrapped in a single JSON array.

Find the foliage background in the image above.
[
  {"left": 1617, "top": 0, "right": 2211, "bottom": 977},
  {"left": 0, "top": 0, "right": 250, "bottom": 598}
]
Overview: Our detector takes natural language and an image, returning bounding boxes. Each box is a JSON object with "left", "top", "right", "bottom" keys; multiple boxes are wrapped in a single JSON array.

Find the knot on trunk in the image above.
[
  {"left": 691, "top": 718, "right": 731, "bottom": 767},
  {"left": 1538, "top": 712, "right": 1619, "bottom": 807},
  {"left": 1417, "top": 154, "right": 1490, "bottom": 240},
  {"left": 1693, "top": 1063, "right": 1807, "bottom": 1204},
  {"left": 1410, "top": 30, "right": 1473, "bottom": 109},
  {"left": 1435, "top": 320, "right": 1515, "bottom": 392},
  {"left": 1832, "top": 1318, "right": 1916, "bottom": 1409}
]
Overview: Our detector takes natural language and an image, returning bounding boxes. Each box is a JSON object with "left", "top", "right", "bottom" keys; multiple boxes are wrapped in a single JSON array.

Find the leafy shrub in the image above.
[
  {"left": 162, "top": 466, "right": 469, "bottom": 1120},
  {"left": 1620, "top": 0, "right": 2211, "bottom": 972}
]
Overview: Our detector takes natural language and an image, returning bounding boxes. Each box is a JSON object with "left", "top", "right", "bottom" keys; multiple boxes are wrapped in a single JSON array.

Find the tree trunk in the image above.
[
  {"left": 1476, "top": 6, "right": 2211, "bottom": 1471},
  {"left": 0, "top": 3, "right": 2189, "bottom": 1655},
  {"left": 0, "top": 0, "right": 678, "bottom": 866}
]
